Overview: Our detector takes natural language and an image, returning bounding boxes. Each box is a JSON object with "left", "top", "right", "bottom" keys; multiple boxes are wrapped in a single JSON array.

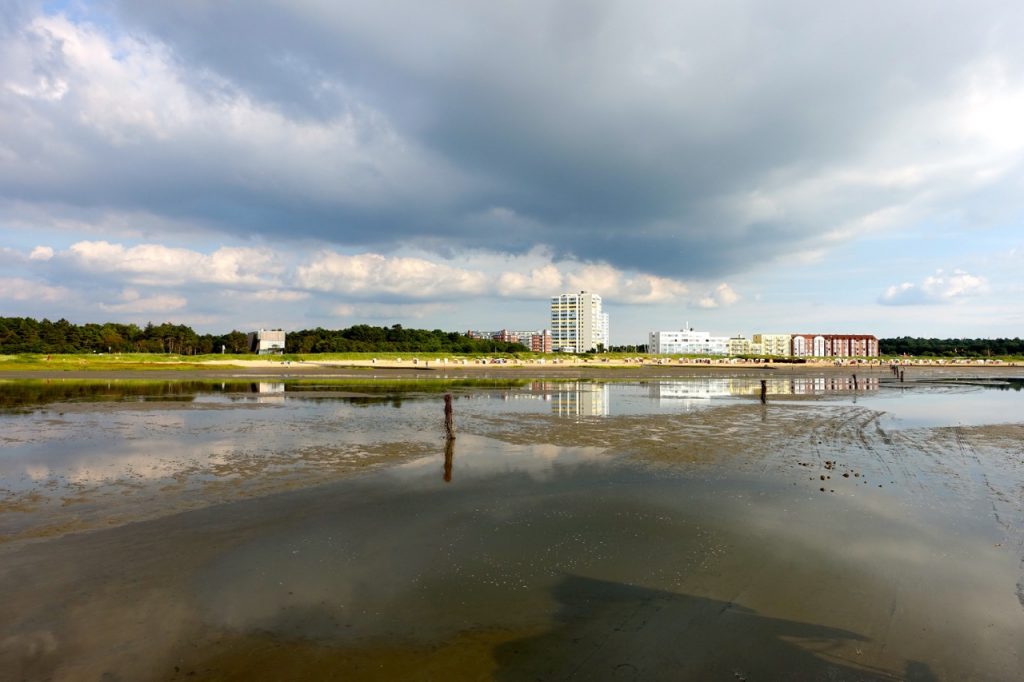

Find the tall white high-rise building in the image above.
[{"left": 550, "top": 291, "right": 608, "bottom": 352}]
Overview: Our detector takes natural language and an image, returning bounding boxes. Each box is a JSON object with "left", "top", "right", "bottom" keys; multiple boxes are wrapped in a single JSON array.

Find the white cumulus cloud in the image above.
[
  {"left": 65, "top": 241, "right": 281, "bottom": 287},
  {"left": 333, "top": 302, "right": 453, "bottom": 320},
  {"left": 566, "top": 264, "right": 689, "bottom": 304},
  {"left": 297, "top": 250, "right": 693, "bottom": 305},
  {"left": 0, "top": 277, "right": 70, "bottom": 303},
  {"left": 246, "top": 289, "right": 310, "bottom": 302},
  {"left": 497, "top": 264, "right": 564, "bottom": 299},
  {"left": 297, "top": 252, "right": 488, "bottom": 299},
  {"left": 98, "top": 288, "right": 187, "bottom": 314},
  {"left": 695, "top": 283, "right": 740, "bottom": 309},
  {"left": 880, "top": 269, "right": 988, "bottom": 305},
  {"left": 29, "top": 245, "right": 54, "bottom": 261}
]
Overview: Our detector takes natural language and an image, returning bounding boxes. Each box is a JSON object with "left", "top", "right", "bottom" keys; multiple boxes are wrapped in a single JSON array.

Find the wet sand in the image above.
[{"left": 1, "top": 374, "right": 1022, "bottom": 680}]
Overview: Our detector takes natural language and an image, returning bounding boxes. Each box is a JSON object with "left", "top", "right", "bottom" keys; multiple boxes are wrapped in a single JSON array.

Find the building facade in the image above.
[
  {"left": 550, "top": 292, "right": 608, "bottom": 352},
  {"left": 530, "top": 330, "right": 553, "bottom": 353},
  {"left": 727, "top": 335, "right": 752, "bottom": 355},
  {"left": 467, "top": 329, "right": 552, "bottom": 352},
  {"left": 752, "top": 334, "right": 793, "bottom": 357},
  {"left": 493, "top": 329, "right": 517, "bottom": 343},
  {"left": 510, "top": 329, "right": 553, "bottom": 352},
  {"left": 247, "top": 329, "right": 286, "bottom": 354},
  {"left": 649, "top": 329, "right": 730, "bottom": 355},
  {"left": 791, "top": 334, "right": 879, "bottom": 357}
]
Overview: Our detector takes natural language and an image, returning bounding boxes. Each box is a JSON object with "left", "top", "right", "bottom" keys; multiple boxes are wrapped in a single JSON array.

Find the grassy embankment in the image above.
[
  {"left": 0, "top": 353, "right": 236, "bottom": 371},
  {"left": 0, "top": 352, "right": 538, "bottom": 371},
  {"left": 0, "top": 376, "right": 536, "bottom": 411},
  {"left": 1, "top": 352, "right": 1020, "bottom": 372}
]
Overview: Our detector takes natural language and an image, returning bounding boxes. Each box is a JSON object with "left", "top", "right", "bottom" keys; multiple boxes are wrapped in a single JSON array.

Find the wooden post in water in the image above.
[
  {"left": 443, "top": 437, "right": 455, "bottom": 482},
  {"left": 899, "top": 370, "right": 905, "bottom": 383},
  {"left": 444, "top": 393, "right": 456, "bottom": 439},
  {"left": 852, "top": 373, "right": 858, "bottom": 390},
  {"left": 760, "top": 379, "right": 767, "bottom": 405}
]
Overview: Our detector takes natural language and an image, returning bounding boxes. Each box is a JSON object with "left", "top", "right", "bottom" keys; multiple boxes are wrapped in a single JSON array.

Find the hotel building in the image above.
[
  {"left": 530, "top": 330, "right": 553, "bottom": 353},
  {"left": 467, "top": 329, "right": 553, "bottom": 352},
  {"left": 752, "top": 334, "right": 793, "bottom": 357},
  {"left": 791, "top": 334, "right": 879, "bottom": 357},
  {"left": 550, "top": 292, "right": 609, "bottom": 352},
  {"left": 727, "top": 335, "right": 752, "bottom": 355},
  {"left": 649, "top": 328, "right": 730, "bottom": 355}
]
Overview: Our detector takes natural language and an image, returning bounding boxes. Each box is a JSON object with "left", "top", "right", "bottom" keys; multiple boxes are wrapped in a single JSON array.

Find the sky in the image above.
[{"left": 1, "top": 0, "right": 1023, "bottom": 343}]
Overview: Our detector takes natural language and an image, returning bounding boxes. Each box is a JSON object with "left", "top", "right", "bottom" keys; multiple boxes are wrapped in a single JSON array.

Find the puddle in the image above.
[
  {"left": 848, "top": 384, "right": 1024, "bottom": 428},
  {"left": 0, "top": 374, "right": 1022, "bottom": 680}
]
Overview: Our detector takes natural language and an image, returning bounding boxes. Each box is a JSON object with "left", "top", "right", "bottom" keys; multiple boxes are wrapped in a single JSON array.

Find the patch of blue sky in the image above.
[{"left": 43, "top": 0, "right": 116, "bottom": 33}]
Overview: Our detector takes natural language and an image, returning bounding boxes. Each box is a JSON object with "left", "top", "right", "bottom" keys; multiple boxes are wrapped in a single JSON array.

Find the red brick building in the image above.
[
  {"left": 791, "top": 334, "right": 878, "bottom": 357},
  {"left": 530, "top": 330, "right": 553, "bottom": 353},
  {"left": 493, "top": 329, "right": 518, "bottom": 343}
]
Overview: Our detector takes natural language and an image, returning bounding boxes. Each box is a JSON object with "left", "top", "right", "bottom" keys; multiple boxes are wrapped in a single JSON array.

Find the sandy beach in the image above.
[{"left": 1, "top": 356, "right": 1019, "bottom": 382}]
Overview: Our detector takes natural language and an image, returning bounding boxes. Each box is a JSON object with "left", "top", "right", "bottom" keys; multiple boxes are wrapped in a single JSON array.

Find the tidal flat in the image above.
[{"left": 1, "top": 369, "right": 1022, "bottom": 681}]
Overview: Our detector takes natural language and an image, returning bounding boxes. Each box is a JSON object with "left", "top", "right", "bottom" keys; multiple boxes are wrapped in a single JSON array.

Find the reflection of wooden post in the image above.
[
  {"left": 760, "top": 379, "right": 767, "bottom": 404},
  {"left": 444, "top": 437, "right": 455, "bottom": 482},
  {"left": 852, "top": 373, "right": 858, "bottom": 390},
  {"left": 444, "top": 393, "right": 456, "bottom": 439}
]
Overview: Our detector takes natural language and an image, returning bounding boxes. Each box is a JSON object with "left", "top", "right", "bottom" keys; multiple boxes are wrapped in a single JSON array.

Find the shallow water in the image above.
[{"left": 1, "top": 373, "right": 1022, "bottom": 680}]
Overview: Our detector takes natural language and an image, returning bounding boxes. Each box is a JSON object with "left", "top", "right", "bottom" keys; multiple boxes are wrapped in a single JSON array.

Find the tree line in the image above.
[
  {"left": 879, "top": 337, "right": 1024, "bottom": 357},
  {"left": 0, "top": 318, "right": 526, "bottom": 355},
  {"left": 2, "top": 318, "right": 1020, "bottom": 357},
  {"left": 0, "top": 317, "right": 249, "bottom": 355},
  {"left": 284, "top": 325, "right": 525, "bottom": 353}
]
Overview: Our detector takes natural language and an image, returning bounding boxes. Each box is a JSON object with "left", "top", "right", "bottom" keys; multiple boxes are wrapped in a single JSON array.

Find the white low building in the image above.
[
  {"left": 648, "top": 328, "right": 729, "bottom": 355},
  {"left": 247, "top": 329, "right": 286, "bottom": 354}
]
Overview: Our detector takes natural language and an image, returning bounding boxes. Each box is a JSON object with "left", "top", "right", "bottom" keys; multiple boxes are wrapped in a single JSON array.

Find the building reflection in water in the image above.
[
  {"left": 549, "top": 382, "right": 609, "bottom": 417},
  {"left": 510, "top": 381, "right": 611, "bottom": 417},
  {"left": 648, "top": 378, "right": 730, "bottom": 402},
  {"left": 503, "top": 377, "right": 880, "bottom": 417},
  {"left": 246, "top": 382, "right": 286, "bottom": 404},
  {"left": 649, "top": 376, "right": 879, "bottom": 403}
]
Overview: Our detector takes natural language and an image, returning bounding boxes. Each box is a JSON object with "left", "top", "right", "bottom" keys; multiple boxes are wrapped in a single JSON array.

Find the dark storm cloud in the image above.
[{"left": 4, "top": 1, "right": 1024, "bottom": 277}]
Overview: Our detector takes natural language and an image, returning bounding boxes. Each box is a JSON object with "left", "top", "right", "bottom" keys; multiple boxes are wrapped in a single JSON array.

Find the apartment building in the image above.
[
  {"left": 530, "top": 330, "right": 553, "bottom": 353},
  {"left": 466, "top": 329, "right": 552, "bottom": 352},
  {"left": 550, "top": 292, "right": 608, "bottom": 352},
  {"left": 493, "top": 329, "right": 517, "bottom": 343},
  {"left": 791, "top": 334, "right": 879, "bottom": 357},
  {"left": 727, "top": 335, "right": 752, "bottom": 355},
  {"left": 508, "top": 329, "right": 554, "bottom": 352},
  {"left": 649, "top": 328, "right": 729, "bottom": 355},
  {"left": 752, "top": 334, "right": 792, "bottom": 357}
]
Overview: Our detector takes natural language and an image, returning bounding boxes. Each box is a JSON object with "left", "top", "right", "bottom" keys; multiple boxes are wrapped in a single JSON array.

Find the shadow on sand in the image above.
[{"left": 492, "top": 574, "right": 937, "bottom": 681}]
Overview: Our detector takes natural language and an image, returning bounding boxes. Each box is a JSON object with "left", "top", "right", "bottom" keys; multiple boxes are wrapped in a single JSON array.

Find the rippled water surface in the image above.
[{"left": 1, "top": 372, "right": 1022, "bottom": 680}]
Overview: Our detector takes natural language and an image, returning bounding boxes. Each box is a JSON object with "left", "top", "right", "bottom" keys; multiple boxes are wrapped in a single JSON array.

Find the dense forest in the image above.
[
  {"left": 0, "top": 317, "right": 526, "bottom": 355},
  {"left": 0, "top": 317, "right": 236, "bottom": 354},
  {"left": 879, "top": 337, "right": 1024, "bottom": 357},
  {"left": 284, "top": 325, "right": 526, "bottom": 353}
]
